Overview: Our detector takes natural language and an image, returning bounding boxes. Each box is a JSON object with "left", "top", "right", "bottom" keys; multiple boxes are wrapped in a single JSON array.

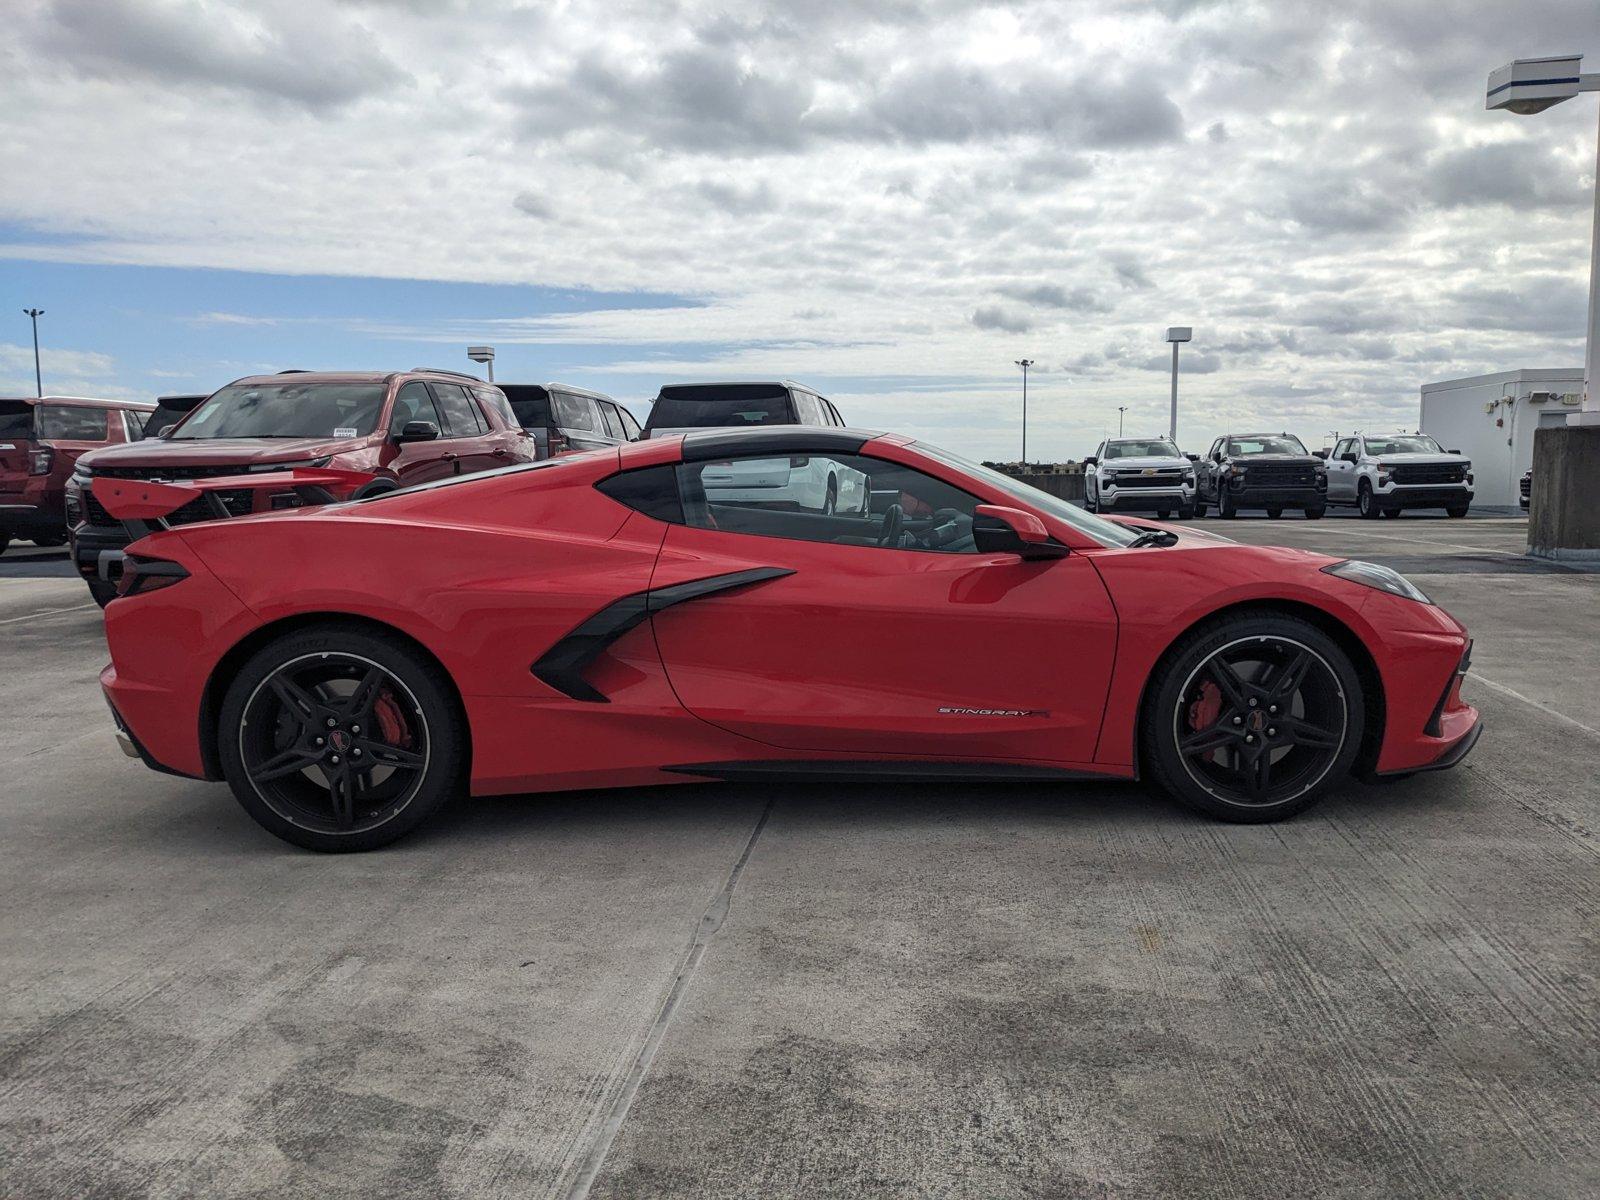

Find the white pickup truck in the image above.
[{"left": 1321, "top": 433, "right": 1473, "bottom": 518}]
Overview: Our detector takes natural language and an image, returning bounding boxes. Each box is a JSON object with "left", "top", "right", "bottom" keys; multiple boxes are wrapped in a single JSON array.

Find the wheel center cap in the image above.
[
  {"left": 329, "top": 729, "right": 352, "bottom": 753},
  {"left": 1247, "top": 710, "right": 1268, "bottom": 734}
]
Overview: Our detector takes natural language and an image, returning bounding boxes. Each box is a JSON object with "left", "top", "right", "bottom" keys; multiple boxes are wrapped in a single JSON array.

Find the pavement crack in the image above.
[{"left": 562, "top": 798, "right": 773, "bottom": 1200}]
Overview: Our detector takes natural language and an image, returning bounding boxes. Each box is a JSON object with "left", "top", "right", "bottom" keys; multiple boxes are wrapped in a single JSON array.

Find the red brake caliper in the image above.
[
  {"left": 1188, "top": 680, "right": 1222, "bottom": 762},
  {"left": 373, "top": 690, "right": 412, "bottom": 748}
]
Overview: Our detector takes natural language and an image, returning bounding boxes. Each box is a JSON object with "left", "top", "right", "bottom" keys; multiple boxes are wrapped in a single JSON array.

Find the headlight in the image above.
[
  {"left": 1321, "top": 559, "right": 1431, "bottom": 605},
  {"left": 1182, "top": 470, "right": 1195, "bottom": 483}
]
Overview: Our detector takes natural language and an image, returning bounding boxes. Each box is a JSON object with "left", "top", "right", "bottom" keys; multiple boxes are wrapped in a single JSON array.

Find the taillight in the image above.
[
  {"left": 29, "top": 447, "right": 54, "bottom": 475},
  {"left": 116, "top": 554, "right": 190, "bottom": 598}
]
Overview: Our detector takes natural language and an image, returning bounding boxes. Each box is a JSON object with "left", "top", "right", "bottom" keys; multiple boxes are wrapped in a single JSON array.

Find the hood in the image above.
[
  {"left": 1367, "top": 452, "right": 1469, "bottom": 465},
  {"left": 1099, "top": 455, "right": 1190, "bottom": 470},
  {"left": 77, "top": 435, "right": 370, "bottom": 471},
  {"left": 1233, "top": 453, "right": 1318, "bottom": 464}
]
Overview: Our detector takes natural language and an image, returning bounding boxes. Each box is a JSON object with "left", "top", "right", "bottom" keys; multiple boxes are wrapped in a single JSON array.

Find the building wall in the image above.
[{"left": 1420, "top": 369, "right": 1583, "bottom": 508}]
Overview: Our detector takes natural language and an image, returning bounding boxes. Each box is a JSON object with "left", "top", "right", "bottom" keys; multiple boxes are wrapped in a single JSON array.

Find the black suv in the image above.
[
  {"left": 642, "top": 381, "right": 845, "bottom": 436},
  {"left": 497, "top": 384, "right": 639, "bottom": 457},
  {"left": 1196, "top": 432, "right": 1327, "bottom": 519}
]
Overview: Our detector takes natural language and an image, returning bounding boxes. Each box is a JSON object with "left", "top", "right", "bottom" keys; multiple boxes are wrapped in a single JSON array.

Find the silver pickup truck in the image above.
[{"left": 1321, "top": 433, "right": 1473, "bottom": 518}]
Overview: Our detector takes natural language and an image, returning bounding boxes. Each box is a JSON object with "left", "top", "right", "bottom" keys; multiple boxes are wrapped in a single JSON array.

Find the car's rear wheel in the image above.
[
  {"left": 88, "top": 579, "right": 117, "bottom": 607},
  {"left": 1446, "top": 505, "right": 1469, "bottom": 519},
  {"left": 1156, "top": 509, "right": 1171, "bottom": 519},
  {"left": 217, "top": 625, "right": 466, "bottom": 851},
  {"left": 1304, "top": 506, "right": 1325, "bottom": 520},
  {"left": 1265, "top": 506, "right": 1283, "bottom": 519},
  {"left": 1177, "top": 504, "right": 1194, "bottom": 520},
  {"left": 1141, "top": 614, "right": 1364, "bottom": 822},
  {"left": 1193, "top": 500, "right": 1207, "bottom": 518},
  {"left": 823, "top": 475, "right": 838, "bottom": 515},
  {"left": 1383, "top": 506, "right": 1401, "bottom": 518}
]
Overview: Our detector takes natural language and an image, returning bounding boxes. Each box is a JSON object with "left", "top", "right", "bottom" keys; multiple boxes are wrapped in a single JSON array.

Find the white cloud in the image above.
[{"left": 2, "top": 0, "right": 1597, "bottom": 458}]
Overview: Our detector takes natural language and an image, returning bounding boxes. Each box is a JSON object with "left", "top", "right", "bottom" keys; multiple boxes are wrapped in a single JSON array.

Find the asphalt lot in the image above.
[{"left": 2, "top": 516, "right": 1597, "bottom": 1199}]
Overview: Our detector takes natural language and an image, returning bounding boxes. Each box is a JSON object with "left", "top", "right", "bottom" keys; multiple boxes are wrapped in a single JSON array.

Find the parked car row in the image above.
[{"left": 1084, "top": 430, "right": 1474, "bottom": 521}]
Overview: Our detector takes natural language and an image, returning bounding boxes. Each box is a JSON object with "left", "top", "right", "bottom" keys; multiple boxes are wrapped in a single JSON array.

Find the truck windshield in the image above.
[
  {"left": 1104, "top": 440, "right": 1180, "bottom": 459},
  {"left": 1229, "top": 435, "right": 1307, "bottom": 456},
  {"left": 172, "top": 383, "right": 387, "bottom": 440},
  {"left": 1364, "top": 435, "right": 1443, "bottom": 456}
]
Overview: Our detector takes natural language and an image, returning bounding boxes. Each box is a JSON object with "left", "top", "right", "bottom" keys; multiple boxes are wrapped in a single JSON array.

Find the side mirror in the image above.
[
  {"left": 395, "top": 420, "right": 440, "bottom": 443},
  {"left": 1312, "top": 449, "right": 1329, "bottom": 459},
  {"left": 1185, "top": 453, "right": 1199, "bottom": 462},
  {"left": 1449, "top": 448, "right": 1462, "bottom": 455},
  {"left": 973, "top": 504, "right": 1068, "bottom": 559},
  {"left": 1341, "top": 452, "right": 1359, "bottom": 464},
  {"left": 1211, "top": 452, "right": 1223, "bottom": 463},
  {"left": 1083, "top": 455, "right": 1099, "bottom": 467}
]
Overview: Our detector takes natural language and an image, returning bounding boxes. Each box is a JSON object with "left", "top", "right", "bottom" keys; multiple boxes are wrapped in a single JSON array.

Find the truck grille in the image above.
[
  {"left": 1113, "top": 469, "right": 1185, "bottom": 489},
  {"left": 1391, "top": 463, "right": 1466, "bottom": 485},
  {"left": 82, "top": 464, "right": 258, "bottom": 527},
  {"left": 1520, "top": 474, "right": 1532, "bottom": 500},
  {"left": 1241, "top": 462, "right": 1317, "bottom": 486}
]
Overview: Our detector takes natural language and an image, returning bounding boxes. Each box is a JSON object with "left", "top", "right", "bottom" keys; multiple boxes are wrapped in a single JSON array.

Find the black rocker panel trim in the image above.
[
  {"left": 531, "top": 566, "right": 795, "bottom": 702},
  {"left": 664, "top": 760, "right": 1101, "bottom": 784}
]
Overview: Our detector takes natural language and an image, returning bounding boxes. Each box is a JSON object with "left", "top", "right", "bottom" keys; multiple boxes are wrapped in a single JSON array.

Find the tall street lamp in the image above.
[
  {"left": 1014, "top": 359, "right": 1034, "bottom": 465},
  {"left": 467, "top": 344, "right": 496, "bottom": 382},
  {"left": 1164, "top": 327, "right": 1191, "bottom": 442},
  {"left": 1117, "top": 405, "right": 1128, "bottom": 436},
  {"left": 1487, "top": 54, "right": 1600, "bottom": 558},
  {"left": 23, "top": 308, "right": 44, "bottom": 397}
]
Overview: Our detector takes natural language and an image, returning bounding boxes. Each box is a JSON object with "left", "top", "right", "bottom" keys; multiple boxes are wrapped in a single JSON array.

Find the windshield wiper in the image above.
[{"left": 1126, "top": 530, "right": 1180, "bottom": 548}]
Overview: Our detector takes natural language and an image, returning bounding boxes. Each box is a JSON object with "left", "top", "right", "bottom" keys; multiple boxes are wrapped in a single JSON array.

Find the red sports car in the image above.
[{"left": 95, "top": 427, "right": 1481, "bottom": 851}]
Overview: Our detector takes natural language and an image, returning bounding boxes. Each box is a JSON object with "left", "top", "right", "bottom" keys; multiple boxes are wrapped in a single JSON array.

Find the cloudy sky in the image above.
[{"left": 2, "top": 0, "right": 1596, "bottom": 459}]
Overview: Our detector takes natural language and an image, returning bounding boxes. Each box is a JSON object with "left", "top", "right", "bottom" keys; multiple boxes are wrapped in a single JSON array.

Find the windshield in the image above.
[
  {"left": 1364, "top": 435, "right": 1443, "bottom": 456},
  {"left": 172, "top": 383, "right": 387, "bottom": 440},
  {"left": 1229, "top": 435, "right": 1307, "bottom": 456},
  {"left": 498, "top": 385, "right": 553, "bottom": 430},
  {"left": 915, "top": 441, "right": 1139, "bottom": 548},
  {"left": 1104, "top": 439, "right": 1180, "bottom": 459},
  {"left": 646, "top": 385, "right": 793, "bottom": 431}
]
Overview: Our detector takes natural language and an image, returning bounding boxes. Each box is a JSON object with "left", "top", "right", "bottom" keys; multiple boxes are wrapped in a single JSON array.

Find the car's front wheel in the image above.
[
  {"left": 1358, "top": 481, "right": 1383, "bottom": 519},
  {"left": 1446, "top": 505, "right": 1469, "bottom": 519},
  {"left": 1217, "top": 490, "right": 1237, "bottom": 519},
  {"left": 1141, "top": 613, "right": 1364, "bottom": 822},
  {"left": 217, "top": 625, "right": 466, "bottom": 851}
]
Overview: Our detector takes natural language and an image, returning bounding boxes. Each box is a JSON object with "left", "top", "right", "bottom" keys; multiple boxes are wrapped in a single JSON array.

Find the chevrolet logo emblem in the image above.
[{"left": 1142, "top": 468, "right": 1157, "bottom": 475}]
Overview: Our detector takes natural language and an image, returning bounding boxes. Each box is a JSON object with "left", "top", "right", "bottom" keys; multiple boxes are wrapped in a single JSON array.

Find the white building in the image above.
[{"left": 1420, "top": 368, "right": 1585, "bottom": 508}]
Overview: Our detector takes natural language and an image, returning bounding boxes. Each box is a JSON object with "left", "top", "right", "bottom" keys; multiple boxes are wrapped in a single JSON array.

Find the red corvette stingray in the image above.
[{"left": 96, "top": 427, "right": 1480, "bottom": 851}]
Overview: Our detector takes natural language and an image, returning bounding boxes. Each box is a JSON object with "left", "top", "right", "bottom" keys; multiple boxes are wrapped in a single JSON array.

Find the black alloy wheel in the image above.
[
  {"left": 218, "top": 626, "right": 465, "bottom": 851},
  {"left": 1142, "top": 614, "right": 1363, "bottom": 822}
]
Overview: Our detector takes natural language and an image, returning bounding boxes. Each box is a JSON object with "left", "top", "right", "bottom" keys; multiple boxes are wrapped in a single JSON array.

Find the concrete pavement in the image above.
[{"left": 1, "top": 518, "right": 1596, "bottom": 1198}]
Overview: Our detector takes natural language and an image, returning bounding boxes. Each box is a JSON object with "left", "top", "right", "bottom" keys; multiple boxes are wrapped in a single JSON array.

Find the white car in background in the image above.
[
  {"left": 1083, "top": 437, "right": 1197, "bottom": 519},
  {"left": 1322, "top": 433, "right": 1473, "bottom": 519},
  {"left": 700, "top": 453, "right": 870, "bottom": 515}
]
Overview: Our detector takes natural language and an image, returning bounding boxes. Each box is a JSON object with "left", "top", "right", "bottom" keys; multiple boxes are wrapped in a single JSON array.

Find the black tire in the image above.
[
  {"left": 1445, "top": 505, "right": 1469, "bottom": 519},
  {"left": 823, "top": 475, "right": 838, "bottom": 516},
  {"left": 1193, "top": 500, "right": 1207, "bottom": 518},
  {"left": 1156, "top": 510, "right": 1170, "bottom": 520},
  {"left": 1358, "top": 481, "right": 1382, "bottom": 519},
  {"left": 1217, "top": 490, "right": 1237, "bottom": 519},
  {"left": 350, "top": 480, "right": 398, "bottom": 501},
  {"left": 1177, "top": 504, "right": 1195, "bottom": 521},
  {"left": 1083, "top": 490, "right": 1098, "bottom": 513},
  {"left": 1304, "top": 506, "right": 1325, "bottom": 520},
  {"left": 88, "top": 579, "right": 118, "bottom": 608},
  {"left": 1141, "top": 613, "right": 1364, "bottom": 823},
  {"left": 216, "top": 624, "right": 467, "bottom": 852},
  {"left": 1265, "top": 507, "right": 1283, "bottom": 519},
  {"left": 1382, "top": 506, "right": 1401, "bottom": 519},
  {"left": 0, "top": 529, "right": 9, "bottom": 556}
]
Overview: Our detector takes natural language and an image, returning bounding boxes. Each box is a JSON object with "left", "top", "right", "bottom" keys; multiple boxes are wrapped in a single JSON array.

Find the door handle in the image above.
[
  {"left": 442, "top": 452, "right": 458, "bottom": 461},
  {"left": 492, "top": 448, "right": 509, "bottom": 458}
]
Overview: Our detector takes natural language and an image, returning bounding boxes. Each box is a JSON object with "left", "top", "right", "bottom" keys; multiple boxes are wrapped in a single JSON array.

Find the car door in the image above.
[
  {"left": 646, "top": 446, "right": 1119, "bottom": 765},
  {"left": 1199, "top": 439, "right": 1222, "bottom": 502},
  {"left": 383, "top": 381, "right": 455, "bottom": 485},
  {"left": 1326, "top": 438, "right": 1356, "bottom": 502},
  {"left": 424, "top": 382, "right": 498, "bottom": 475},
  {"left": 597, "top": 400, "right": 631, "bottom": 447},
  {"left": 1089, "top": 441, "right": 1106, "bottom": 501},
  {"left": 554, "top": 393, "right": 612, "bottom": 453}
]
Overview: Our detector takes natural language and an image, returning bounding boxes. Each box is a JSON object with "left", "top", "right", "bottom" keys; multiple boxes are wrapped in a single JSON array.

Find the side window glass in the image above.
[
  {"left": 598, "top": 402, "right": 628, "bottom": 440},
  {"left": 37, "top": 404, "right": 108, "bottom": 440},
  {"left": 554, "top": 393, "right": 600, "bottom": 432},
  {"left": 473, "top": 387, "right": 518, "bottom": 431},
  {"left": 791, "top": 391, "right": 823, "bottom": 425},
  {"left": 430, "top": 383, "right": 484, "bottom": 436},
  {"left": 616, "top": 406, "right": 642, "bottom": 440},
  {"left": 676, "top": 451, "right": 982, "bottom": 553},
  {"left": 389, "top": 382, "right": 441, "bottom": 436},
  {"left": 121, "top": 410, "right": 146, "bottom": 441},
  {"left": 596, "top": 464, "right": 683, "bottom": 523},
  {"left": 823, "top": 400, "right": 844, "bottom": 427}
]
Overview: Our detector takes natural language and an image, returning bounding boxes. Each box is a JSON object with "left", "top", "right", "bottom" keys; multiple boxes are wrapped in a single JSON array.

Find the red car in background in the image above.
[
  {"left": 94, "top": 426, "right": 1480, "bottom": 852},
  {"left": 68, "top": 369, "right": 535, "bottom": 603},
  {"left": 0, "top": 395, "right": 155, "bottom": 555}
]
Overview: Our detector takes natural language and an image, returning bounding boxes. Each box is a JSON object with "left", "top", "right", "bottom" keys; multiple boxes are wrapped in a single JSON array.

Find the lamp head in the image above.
[{"left": 1487, "top": 56, "right": 1582, "bottom": 113}]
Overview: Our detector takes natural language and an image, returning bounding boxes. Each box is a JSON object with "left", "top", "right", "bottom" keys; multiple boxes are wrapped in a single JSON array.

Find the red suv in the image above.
[
  {"left": 1, "top": 395, "right": 156, "bottom": 556},
  {"left": 68, "top": 369, "right": 534, "bottom": 603}
]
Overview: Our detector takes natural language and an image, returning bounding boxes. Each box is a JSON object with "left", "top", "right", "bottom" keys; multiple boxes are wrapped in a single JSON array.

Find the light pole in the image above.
[
  {"left": 1014, "top": 359, "right": 1034, "bottom": 465},
  {"left": 467, "top": 344, "right": 496, "bottom": 382},
  {"left": 1117, "top": 405, "right": 1128, "bottom": 436},
  {"left": 23, "top": 309, "right": 44, "bottom": 397},
  {"left": 1487, "top": 55, "right": 1600, "bottom": 557},
  {"left": 1164, "top": 327, "right": 1191, "bottom": 442}
]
